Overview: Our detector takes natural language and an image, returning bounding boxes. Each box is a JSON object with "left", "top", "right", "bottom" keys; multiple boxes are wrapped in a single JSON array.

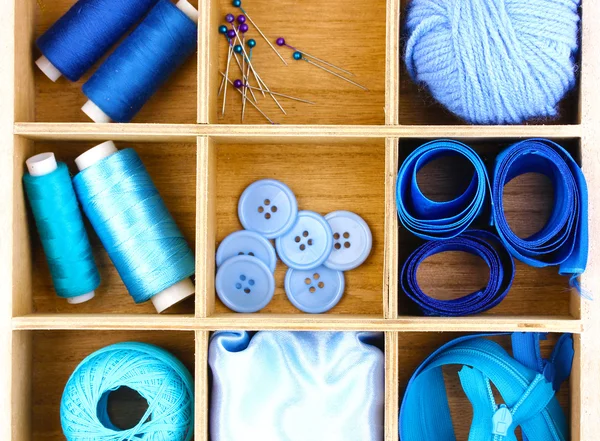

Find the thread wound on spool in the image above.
[
  {"left": 82, "top": 0, "right": 198, "bottom": 122},
  {"left": 60, "top": 342, "right": 194, "bottom": 441},
  {"left": 36, "top": 0, "right": 159, "bottom": 82},
  {"left": 404, "top": 0, "right": 581, "bottom": 124},
  {"left": 73, "top": 148, "right": 195, "bottom": 303},
  {"left": 23, "top": 162, "right": 100, "bottom": 298}
]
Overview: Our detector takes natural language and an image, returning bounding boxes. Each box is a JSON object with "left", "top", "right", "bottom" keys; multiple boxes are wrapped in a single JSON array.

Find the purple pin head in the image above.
[
  {"left": 276, "top": 37, "right": 285, "bottom": 46},
  {"left": 225, "top": 13, "right": 235, "bottom": 23},
  {"left": 227, "top": 29, "right": 236, "bottom": 39},
  {"left": 239, "top": 23, "right": 249, "bottom": 33},
  {"left": 233, "top": 79, "right": 243, "bottom": 88},
  {"left": 237, "top": 15, "right": 246, "bottom": 24}
]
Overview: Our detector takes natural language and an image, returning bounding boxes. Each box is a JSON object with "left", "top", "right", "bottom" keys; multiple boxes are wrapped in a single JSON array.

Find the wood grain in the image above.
[
  {"left": 28, "top": 141, "right": 197, "bottom": 315},
  {"left": 210, "top": 0, "right": 386, "bottom": 125},
  {"left": 213, "top": 140, "right": 386, "bottom": 315}
]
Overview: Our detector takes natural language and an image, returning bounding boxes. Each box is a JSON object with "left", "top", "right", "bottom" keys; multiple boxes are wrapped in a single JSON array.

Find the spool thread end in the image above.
[
  {"left": 26, "top": 152, "right": 57, "bottom": 176},
  {"left": 67, "top": 291, "right": 95, "bottom": 304},
  {"left": 75, "top": 141, "right": 118, "bottom": 171},
  {"left": 176, "top": 0, "right": 199, "bottom": 23},
  {"left": 151, "top": 278, "right": 195, "bottom": 313},
  {"left": 36, "top": 55, "right": 62, "bottom": 82},
  {"left": 82, "top": 100, "right": 112, "bottom": 124}
]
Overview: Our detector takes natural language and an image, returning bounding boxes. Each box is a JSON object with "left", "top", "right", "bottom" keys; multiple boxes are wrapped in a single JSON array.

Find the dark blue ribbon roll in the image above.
[
  {"left": 401, "top": 230, "right": 515, "bottom": 316},
  {"left": 396, "top": 140, "right": 490, "bottom": 240},
  {"left": 492, "top": 139, "right": 588, "bottom": 288}
]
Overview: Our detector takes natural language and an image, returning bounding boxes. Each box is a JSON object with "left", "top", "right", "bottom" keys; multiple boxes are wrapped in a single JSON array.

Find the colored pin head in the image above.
[
  {"left": 232, "top": 0, "right": 241, "bottom": 7},
  {"left": 234, "top": 44, "right": 243, "bottom": 54},
  {"left": 225, "top": 13, "right": 235, "bottom": 23},
  {"left": 227, "top": 29, "right": 236, "bottom": 39},
  {"left": 247, "top": 39, "right": 256, "bottom": 48},
  {"left": 233, "top": 79, "right": 243, "bottom": 88},
  {"left": 239, "top": 23, "right": 249, "bottom": 33},
  {"left": 219, "top": 25, "right": 228, "bottom": 34},
  {"left": 293, "top": 51, "right": 303, "bottom": 60},
  {"left": 276, "top": 37, "right": 286, "bottom": 46},
  {"left": 237, "top": 15, "right": 246, "bottom": 24}
]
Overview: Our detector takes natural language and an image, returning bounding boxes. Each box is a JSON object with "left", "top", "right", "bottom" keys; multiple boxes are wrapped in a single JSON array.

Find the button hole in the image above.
[
  {"left": 343, "top": 232, "right": 350, "bottom": 239},
  {"left": 318, "top": 282, "right": 324, "bottom": 289},
  {"left": 299, "top": 244, "right": 306, "bottom": 251},
  {"left": 264, "top": 199, "right": 270, "bottom": 206},
  {"left": 258, "top": 206, "right": 264, "bottom": 213},
  {"left": 248, "top": 279, "right": 255, "bottom": 286},
  {"left": 302, "top": 231, "right": 309, "bottom": 237},
  {"left": 295, "top": 236, "right": 301, "bottom": 243},
  {"left": 304, "top": 278, "right": 311, "bottom": 285},
  {"left": 265, "top": 213, "right": 271, "bottom": 220},
  {"left": 344, "top": 242, "right": 351, "bottom": 248},
  {"left": 313, "top": 273, "right": 320, "bottom": 280},
  {"left": 334, "top": 243, "right": 341, "bottom": 250},
  {"left": 333, "top": 233, "right": 340, "bottom": 240},
  {"left": 240, "top": 275, "right": 246, "bottom": 281},
  {"left": 244, "top": 288, "right": 251, "bottom": 294},
  {"left": 235, "top": 283, "right": 242, "bottom": 289},
  {"left": 307, "top": 239, "right": 313, "bottom": 246},
  {"left": 271, "top": 206, "right": 278, "bottom": 212},
  {"left": 309, "top": 286, "right": 316, "bottom": 293}
]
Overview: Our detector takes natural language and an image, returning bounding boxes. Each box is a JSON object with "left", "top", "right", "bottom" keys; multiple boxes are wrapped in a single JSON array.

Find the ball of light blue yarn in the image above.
[
  {"left": 72, "top": 148, "right": 195, "bottom": 303},
  {"left": 36, "top": 0, "right": 159, "bottom": 82},
  {"left": 404, "top": 0, "right": 581, "bottom": 124},
  {"left": 23, "top": 162, "right": 100, "bottom": 299},
  {"left": 61, "top": 342, "right": 194, "bottom": 441},
  {"left": 82, "top": 0, "right": 197, "bottom": 122}
]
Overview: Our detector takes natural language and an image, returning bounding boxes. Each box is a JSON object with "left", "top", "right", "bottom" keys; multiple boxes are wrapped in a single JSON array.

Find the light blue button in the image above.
[
  {"left": 275, "top": 210, "right": 333, "bottom": 270},
  {"left": 324, "top": 211, "right": 373, "bottom": 271},
  {"left": 216, "top": 255, "right": 275, "bottom": 313},
  {"left": 284, "top": 266, "right": 345, "bottom": 313},
  {"left": 238, "top": 179, "right": 298, "bottom": 239},
  {"left": 216, "top": 230, "right": 277, "bottom": 273}
]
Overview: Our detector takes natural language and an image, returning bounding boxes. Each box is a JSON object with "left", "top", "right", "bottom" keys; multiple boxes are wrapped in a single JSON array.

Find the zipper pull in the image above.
[{"left": 492, "top": 404, "right": 513, "bottom": 438}]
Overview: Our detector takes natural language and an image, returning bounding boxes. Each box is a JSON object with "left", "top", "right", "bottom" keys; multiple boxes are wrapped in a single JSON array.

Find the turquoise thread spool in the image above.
[
  {"left": 23, "top": 152, "right": 100, "bottom": 304},
  {"left": 73, "top": 141, "right": 195, "bottom": 313}
]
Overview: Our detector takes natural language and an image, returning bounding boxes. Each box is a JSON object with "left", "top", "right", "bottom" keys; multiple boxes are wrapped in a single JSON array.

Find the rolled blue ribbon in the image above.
[
  {"left": 492, "top": 139, "right": 588, "bottom": 288},
  {"left": 400, "top": 229, "right": 515, "bottom": 316},
  {"left": 396, "top": 140, "right": 490, "bottom": 240}
]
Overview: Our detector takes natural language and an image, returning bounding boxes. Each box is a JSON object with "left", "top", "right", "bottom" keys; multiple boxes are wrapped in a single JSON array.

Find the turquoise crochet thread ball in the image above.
[{"left": 404, "top": 0, "right": 581, "bottom": 124}]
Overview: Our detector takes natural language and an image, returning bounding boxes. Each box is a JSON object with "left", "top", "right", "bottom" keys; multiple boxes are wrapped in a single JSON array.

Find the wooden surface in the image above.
[{"left": 1, "top": 0, "right": 599, "bottom": 440}]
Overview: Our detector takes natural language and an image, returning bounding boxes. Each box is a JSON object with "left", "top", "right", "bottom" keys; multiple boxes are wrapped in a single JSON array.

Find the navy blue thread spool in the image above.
[
  {"left": 35, "top": 0, "right": 160, "bottom": 82},
  {"left": 73, "top": 141, "right": 195, "bottom": 313},
  {"left": 23, "top": 152, "right": 100, "bottom": 304},
  {"left": 81, "top": 0, "right": 199, "bottom": 123}
]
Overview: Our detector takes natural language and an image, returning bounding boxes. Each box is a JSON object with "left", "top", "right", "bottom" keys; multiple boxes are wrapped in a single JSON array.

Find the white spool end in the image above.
[
  {"left": 26, "top": 152, "right": 57, "bottom": 176},
  {"left": 82, "top": 100, "right": 112, "bottom": 124},
  {"left": 75, "top": 141, "right": 118, "bottom": 171},
  {"left": 151, "top": 278, "right": 195, "bottom": 313},
  {"left": 176, "top": 0, "right": 199, "bottom": 23},
  {"left": 35, "top": 55, "right": 62, "bottom": 82},
  {"left": 67, "top": 291, "right": 96, "bottom": 304}
]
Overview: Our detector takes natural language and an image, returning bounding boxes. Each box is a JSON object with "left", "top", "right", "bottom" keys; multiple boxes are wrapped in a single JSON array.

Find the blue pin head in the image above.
[
  {"left": 293, "top": 51, "right": 303, "bottom": 60},
  {"left": 247, "top": 39, "right": 256, "bottom": 48},
  {"left": 218, "top": 25, "right": 228, "bottom": 34},
  {"left": 233, "top": 0, "right": 242, "bottom": 7},
  {"left": 234, "top": 44, "right": 243, "bottom": 54}
]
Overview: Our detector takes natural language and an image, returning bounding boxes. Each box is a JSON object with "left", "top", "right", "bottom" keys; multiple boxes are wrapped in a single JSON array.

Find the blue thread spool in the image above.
[
  {"left": 81, "top": 0, "right": 199, "bottom": 123},
  {"left": 61, "top": 342, "right": 194, "bottom": 441},
  {"left": 23, "top": 152, "right": 100, "bottom": 304},
  {"left": 35, "top": 0, "right": 159, "bottom": 82},
  {"left": 73, "top": 141, "right": 195, "bottom": 313}
]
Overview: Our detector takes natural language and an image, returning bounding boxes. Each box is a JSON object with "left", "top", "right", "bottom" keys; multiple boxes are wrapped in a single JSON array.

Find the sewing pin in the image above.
[
  {"left": 276, "top": 37, "right": 355, "bottom": 77},
  {"left": 225, "top": 76, "right": 275, "bottom": 124},
  {"left": 232, "top": 0, "right": 288, "bottom": 66},
  {"left": 231, "top": 25, "right": 286, "bottom": 114},
  {"left": 217, "top": 25, "right": 230, "bottom": 96},
  {"left": 221, "top": 28, "right": 236, "bottom": 115},
  {"left": 242, "top": 39, "right": 256, "bottom": 121},
  {"left": 220, "top": 71, "right": 315, "bottom": 105},
  {"left": 293, "top": 51, "right": 369, "bottom": 91}
]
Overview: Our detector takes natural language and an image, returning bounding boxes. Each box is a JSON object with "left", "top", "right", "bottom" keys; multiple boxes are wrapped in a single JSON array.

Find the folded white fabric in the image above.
[{"left": 209, "top": 331, "right": 385, "bottom": 441}]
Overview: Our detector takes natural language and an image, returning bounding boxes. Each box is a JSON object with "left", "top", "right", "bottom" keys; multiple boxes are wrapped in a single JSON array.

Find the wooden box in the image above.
[{"left": 2, "top": 0, "right": 600, "bottom": 439}]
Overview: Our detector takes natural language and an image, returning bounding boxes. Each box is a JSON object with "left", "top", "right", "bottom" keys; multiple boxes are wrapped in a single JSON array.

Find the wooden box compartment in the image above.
[
  {"left": 12, "top": 137, "right": 197, "bottom": 316},
  {"left": 394, "top": 138, "right": 583, "bottom": 319},
  {"left": 397, "top": 0, "right": 582, "bottom": 126},
  {"left": 15, "top": 0, "right": 199, "bottom": 124},
  {"left": 201, "top": 138, "right": 387, "bottom": 317},
  {"left": 207, "top": 0, "right": 387, "bottom": 125},
  {"left": 12, "top": 330, "right": 197, "bottom": 441},
  {"left": 393, "top": 332, "right": 579, "bottom": 439}
]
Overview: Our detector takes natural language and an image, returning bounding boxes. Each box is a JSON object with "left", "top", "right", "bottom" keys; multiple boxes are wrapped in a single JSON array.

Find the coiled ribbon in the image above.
[
  {"left": 492, "top": 139, "right": 588, "bottom": 289},
  {"left": 23, "top": 162, "right": 100, "bottom": 299},
  {"left": 396, "top": 140, "right": 490, "bottom": 240},
  {"left": 73, "top": 148, "right": 195, "bottom": 303},
  {"left": 400, "top": 333, "right": 573, "bottom": 441},
  {"left": 60, "top": 342, "right": 194, "bottom": 441},
  {"left": 401, "top": 230, "right": 515, "bottom": 316}
]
